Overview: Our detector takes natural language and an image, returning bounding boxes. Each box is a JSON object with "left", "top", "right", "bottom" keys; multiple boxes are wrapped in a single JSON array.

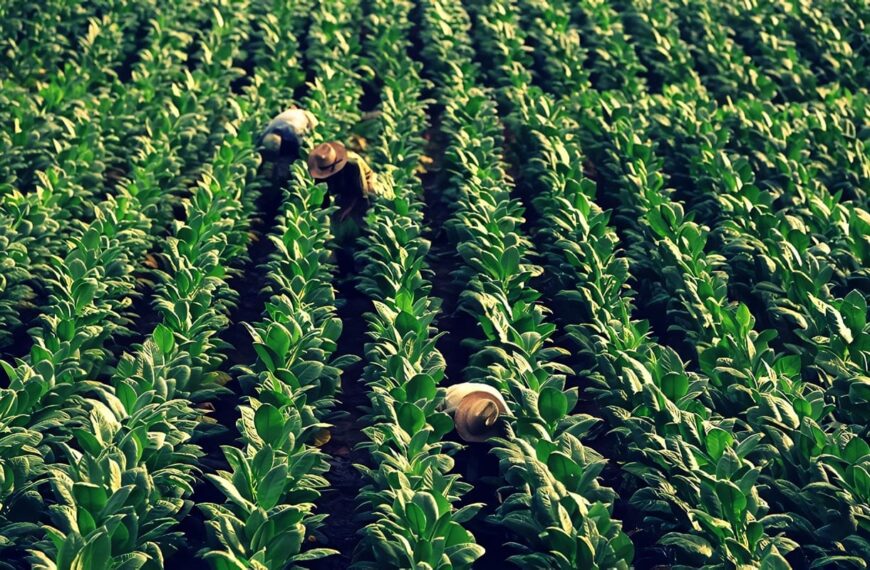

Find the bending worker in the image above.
[
  {"left": 443, "top": 383, "right": 509, "bottom": 443},
  {"left": 260, "top": 106, "right": 318, "bottom": 183},
  {"left": 307, "top": 141, "right": 393, "bottom": 245},
  {"left": 442, "top": 382, "right": 510, "bottom": 482}
]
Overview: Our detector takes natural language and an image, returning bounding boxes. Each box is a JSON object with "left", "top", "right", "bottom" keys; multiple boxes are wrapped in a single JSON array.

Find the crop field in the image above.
[{"left": 0, "top": 0, "right": 868, "bottom": 568}]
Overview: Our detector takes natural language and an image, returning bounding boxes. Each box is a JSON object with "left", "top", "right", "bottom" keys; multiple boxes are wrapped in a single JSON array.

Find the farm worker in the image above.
[
  {"left": 307, "top": 141, "right": 393, "bottom": 243},
  {"left": 442, "top": 383, "right": 510, "bottom": 443},
  {"left": 259, "top": 106, "right": 318, "bottom": 183}
]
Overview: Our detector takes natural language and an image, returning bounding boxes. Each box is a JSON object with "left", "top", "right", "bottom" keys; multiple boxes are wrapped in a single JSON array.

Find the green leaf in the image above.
[
  {"left": 252, "top": 446, "right": 275, "bottom": 478},
  {"left": 545, "top": 526, "right": 575, "bottom": 559},
  {"left": 322, "top": 317, "right": 343, "bottom": 342},
  {"left": 428, "top": 412, "right": 454, "bottom": 440},
  {"left": 760, "top": 553, "right": 792, "bottom": 570},
  {"left": 265, "top": 323, "right": 292, "bottom": 357},
  {"left": 73, "top": 429, "right": 102, "bottom": 456},
  {"left": 706, "top": 428, "right": 733, "bottom": 461},
  {"left": 538, "top": 387, "right": 568, "bottom": 424},
  {"left": 661, "top": 373, "right": 689, "bottom": 400},
  {"left": 253, "top": 342, "right": 278, "bottom": 372},
  {"left": 405, "top": 502, "right": 428, "bottom": 535},
  {"left": 153, "top": 324, "right": 175, "bottom": 355},
  {"left": 77, "top": 508, "right": 97, "bottom": 536},
  {"left": 398, "top": 403, "right": 425, "bottom": 435},
  {"left": 452, "top": 503, "right": 483, "bottom": 524},
  {"left": 774, "top": 355, "right": 802, "bottom": 378},
  {"left": 843, "top": 437, "right": 869, "bottom": 463},
  {"left": 547, "top": 452, "right": 580, "bottom": 483},
  {"left": 735, "top": 303, "right": 753, "bottom": 332},
  {"left": 444, "top": 521, "right": 471, "bottom": 547},
  {"left": 396, "top": 310, "right": 420, "bottom": 336},
  {"left": 294, "top": 361, "right": 324, "bottom": 386},
  {"left": 206, "top": 474, "right": 253, "bottom": 510},
  {"left": 841, "top": 290, "right": 867, "bottom": 333},
  {"left": 202, "top": 551, "right": 247, "bottom": 570},
  {"left": 716, "top": 480, "right": 747, "bottom": 524},
  {"left": 73, "top": 483, "right": 108, "bottom": 513},
  {"left": 847, "top": 465, "right": 868, "bottom": 498},
  {"left": 412, "top": 492, "right": 440, "bottom": 529},
  {"left": 445, "top": 543, "right": 485, "bottom": 566},
  {"left": 500, "top": 246, "right": 520, "bottom": 277},
  {"left": 647, "top": 206, "right": 669, "bottom": 238},
  {"left": 116, "top": 383, "right": 137, "bottom": 413},
  {"left": 395, "top": 288, "right": 414, "bottom": 313},
  {"left": 255, "top": 404, "right": 284, "bottom": 444},
  {"left": 73, "top": 280, "right": 98, "bottom": 312},
  {"left": 114, "top": 553, "right": 149, "bottom": 570},
  {"left": 406, "top": 374, "right": 436, "bottom": 401},
  {"left": 81, "top": 228, "right": 101, "bottom": 250},
  {"left": 290, "top": 548, "right": 339, "bottom": 563},
  {"left": 611, "top": 529, "right": 635, "bottom": 564},
  {"left": 660, "top": 532, "right": 713, "bottom": 558},
  {"left": 257, "top": 464, "right": 288, "bottom": 510},
  {"left": 747, "top": 521, "right": 764, "bottom": 549},
  {"left": 71, "top": 531, "right": 111, "bottom": 570},
  {"left": 826, "top": 307, "right": 854, "bottom": 344}
]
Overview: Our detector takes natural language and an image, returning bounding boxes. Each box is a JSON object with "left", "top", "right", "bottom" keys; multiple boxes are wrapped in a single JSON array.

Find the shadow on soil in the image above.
[
  {"left": 309, "top": 249, "right": 373, "bottom": 569},
  {"left": 167, "top": 170, "right": 282, "bottom": 568}
]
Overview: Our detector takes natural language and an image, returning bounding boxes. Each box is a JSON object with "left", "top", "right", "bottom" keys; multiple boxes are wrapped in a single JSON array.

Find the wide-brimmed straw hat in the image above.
[
  {"left": 453, "top": 390, "right": 508, "bottom": 443},
  {"left": 308, "top": 142, "right": 348, "bottom": 179}
]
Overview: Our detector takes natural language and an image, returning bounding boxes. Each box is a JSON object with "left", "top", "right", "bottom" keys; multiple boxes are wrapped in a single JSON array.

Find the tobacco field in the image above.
[{"left": 0, "top": 0, "right": 868, "bottom": 568}]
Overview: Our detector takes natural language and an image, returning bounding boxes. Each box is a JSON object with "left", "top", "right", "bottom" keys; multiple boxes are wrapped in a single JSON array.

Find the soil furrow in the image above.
[{"left": 309, "top": 254, "right": 371, "bottom": 568}]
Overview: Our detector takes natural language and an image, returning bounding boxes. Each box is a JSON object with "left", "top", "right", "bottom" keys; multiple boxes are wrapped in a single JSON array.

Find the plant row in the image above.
[
  {"left": 508, "top": 1, "right": 868, "bottom": 566},
  {"left": 0, "top": 1, "right": 256, "bottom": 566},
  {"left": 424, "top": 1, "right": 635, "bottom": 567},
  {"left": 346, "top": 0, "right": 485, "bottom": 567},
  {"left": 0, "top": 0, "right": 245, "bottom": 350},
  {"left": 197, "top": 1, "right": 368, "bottom": 567}
]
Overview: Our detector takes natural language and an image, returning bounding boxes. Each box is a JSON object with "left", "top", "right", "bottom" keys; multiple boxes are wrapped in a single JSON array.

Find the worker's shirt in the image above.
[
  {"left": 346, "top": 151, "right": 378, "bottom": 196},
  {"left": 261, "top": 109, "right": 318, "bottom": 160},
  {"left": 264, "top": 108, "right": 318, "bottom": 138},
  {"left": 324, "top": 151, "right": 393, "bottom": 219}
]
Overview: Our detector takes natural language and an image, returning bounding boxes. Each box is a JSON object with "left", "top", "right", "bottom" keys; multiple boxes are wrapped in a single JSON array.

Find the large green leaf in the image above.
[
  {"left": 254, "top": 404, "right": 284, "bottom": 444},
  {"left": 538, "top": 387, "right": 568, "bottom": 424}
]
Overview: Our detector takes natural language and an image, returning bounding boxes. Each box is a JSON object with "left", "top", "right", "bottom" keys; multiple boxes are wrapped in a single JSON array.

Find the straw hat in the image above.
[
  {"left": 308, "top": 142, "right": 348, "bottom": 179},
  {"left": 453, "top": 390, "right": 508, "bottom": 443}
]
